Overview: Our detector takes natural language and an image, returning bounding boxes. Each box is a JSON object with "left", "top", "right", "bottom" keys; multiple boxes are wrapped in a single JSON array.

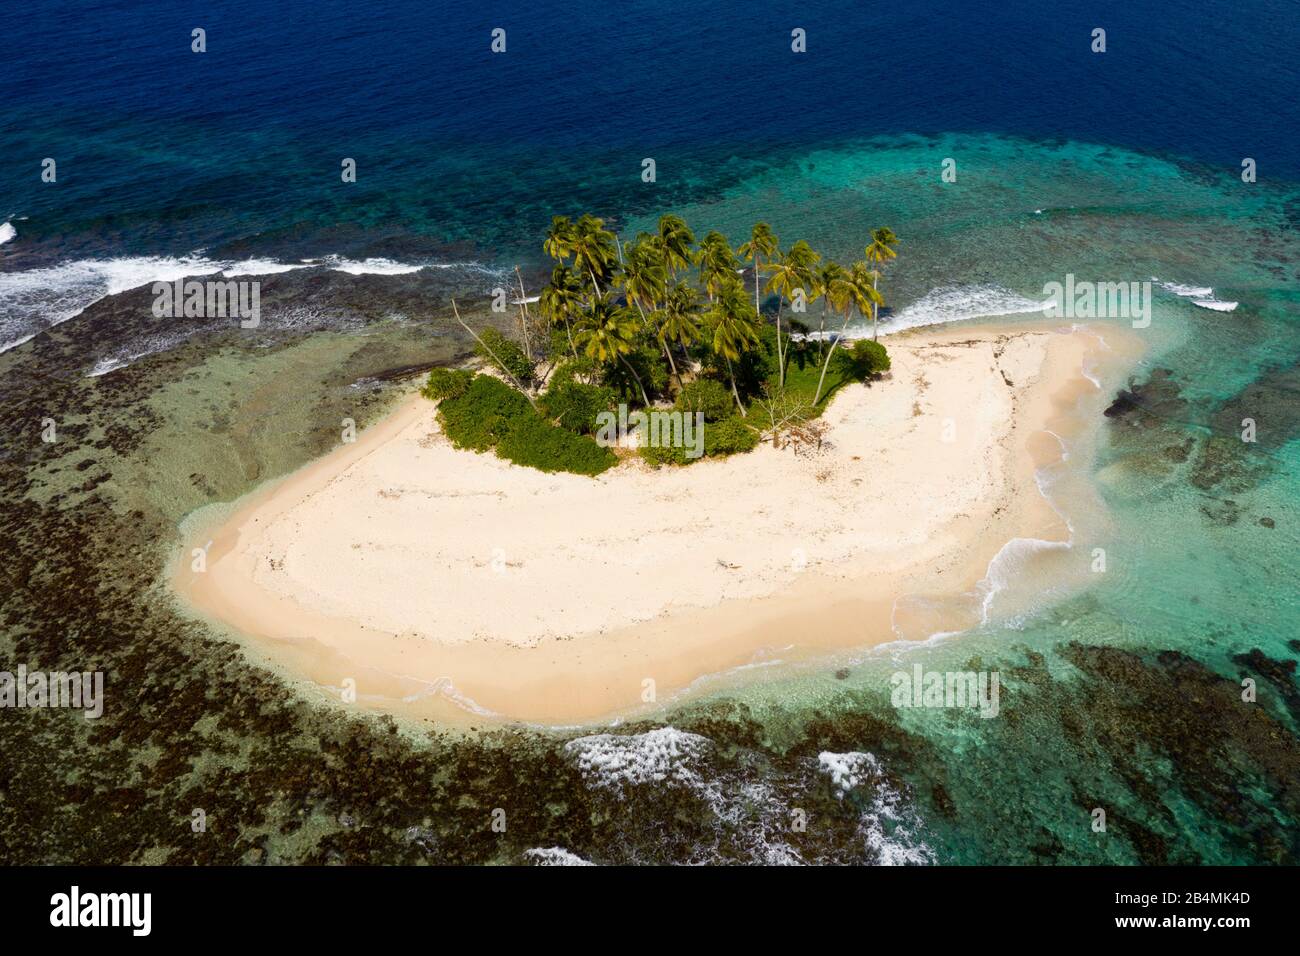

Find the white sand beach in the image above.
[{"left": 171, "top": 321, "right": 1141, "bottom": 725}]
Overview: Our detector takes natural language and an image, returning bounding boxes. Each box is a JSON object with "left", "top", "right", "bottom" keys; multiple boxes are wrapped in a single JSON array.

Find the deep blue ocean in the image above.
[{"left": 3, "top": 0, "right": 1298, "bottom": 260}]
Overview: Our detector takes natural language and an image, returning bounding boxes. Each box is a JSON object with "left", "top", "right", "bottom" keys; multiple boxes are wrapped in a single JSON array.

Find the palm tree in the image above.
[
  {"left": 813, "top": 261, "right": 882, "bottom": 405},
  {"left": 697, "top": 231, "right": 739, "bottom": 303},
  {"left": 763, "top": 239, "right": 820, "bottom": 388},
  {"left": 785, "top": 240, "right": 821, "bottom": 300},
  {"left": 618, "top": 235, "right": 666, "bottom": 326},
  {"left": 738, "top": 222, "right": 779, "bottom": 315},
  {"left": 864, "top": 227, "right": 898, "bottom": 340},
  {"left": 656, "top": 282, "right": 702, "bottom": 388},
  {"left": 543, "top": 215, "right": 577, "bottom": 264},
  {"left": 619, "top": 235, "right": 675, "bottom": 380},
  {"left": 539, "top": 264, "right": 584, "bottom": 360},
  {"left": 575, "top": 294, "right": 651, "bottom": 407},
  {"left": 707, "top": 276, "right": 761, "bottom": 415},
  {"left": 656, "top": 214, "right": 696, "bottom": 279},
  {"left": 811, "top": 261, "right": 847, "bottom": 363},
  {"left": 570, "top": 214, "right": 619, "bottom": 296}
]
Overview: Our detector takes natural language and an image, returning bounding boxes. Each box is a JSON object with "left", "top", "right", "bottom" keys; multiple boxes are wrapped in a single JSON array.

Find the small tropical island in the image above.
[
  {"left": 429, "top": 214, "right": 898, "bottom": 474},
  {"left": 172, "top": 213, "right": 1139, "bottom": 725}
]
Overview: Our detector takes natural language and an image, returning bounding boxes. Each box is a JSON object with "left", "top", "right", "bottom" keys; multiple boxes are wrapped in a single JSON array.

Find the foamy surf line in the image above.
[
  {"left": 800, "top": 284, "right": 1051, "bottom": 342},
  {"left": 0, "top": 252, "right": 508, "bottom": 353},
  {"left": 1153, "top": 277, "right": 1238, "bottom": 312}
]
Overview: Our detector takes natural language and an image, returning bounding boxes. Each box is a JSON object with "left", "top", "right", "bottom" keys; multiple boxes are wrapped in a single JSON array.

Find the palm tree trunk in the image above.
[
  {"left": 872, "top": 267, "right": 881, "bottom": 341},
  {"left": 661, "top": 340, "right": 680, "bottom": 390},
  {"left": 818, "top": 305, "right": 827, "bottom": 362},
  {"left": 725, "top": 355, "right": 746, "bottom": 417},
  {"left": 619, "top": 353, "right": 651, "bottom": 407},
  {"left": 632, "top": 298, "right": 650, "bottom": 330},
  {"left": 514, "top": 266, "right": 533, "bottom": 360},
  {"left": 775, "top": 297, "right": 785, "bottom": 390},
  {"left": 813, "top": 309, "right": 854, "bottom": 405},
  {"left": 451, "top": 299, "right": 539, "bottom": 410},
  {"left": 564, "top": 316, "right": 578, "bottom": 360}
]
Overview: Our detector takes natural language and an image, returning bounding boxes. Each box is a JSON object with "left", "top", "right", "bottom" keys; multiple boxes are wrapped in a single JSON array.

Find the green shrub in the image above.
[
  {"left": 602, "top": 341, "right": 669, "bottom": 406},
  {"left": 675, "top": 378, "right": 734, "bottom": 422},
  {"left": 546, "top": 327, "right": 574, "bottom": 362},
  {"left": 541, "top": 380, "right": 616, "bottom": 435},
  {"left": 474, "top": 327, "right": 535, "bottom": 385},
  {"left": 436, "top": 372, "right": 614, "bottom": 475},
  {"left": 548, "top": 356, "right": 600, "bottom": 389},
  {"left": 734, "top": 321, "right": 779, "bottom": 394},
  {"left": 420, "top": 367, "right": 474, "bottom": 401},
  {"left": 437, "top": 374, "right": 532, "bottom": 452},
  {"left": 642, "top": 412, "right": 759, "bottom": 464},
  {"left": 835, "top": 339, "right": 891, "bottom": 380},
  {"left": 641, "top": 442, "right": 689, "bottom": 467},
  {"left": 704, "top": 416, "right": 760, "bottom": 457},
  {"left": 495, "top": 413, "right": 616, "bottom": 475}
]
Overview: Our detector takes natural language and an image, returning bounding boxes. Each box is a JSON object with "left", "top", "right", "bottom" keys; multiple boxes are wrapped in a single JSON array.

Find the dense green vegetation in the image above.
[
  {"left": 425, "top": 213, "right": 898, "bottom": 474},
  {"left": 541, "top": 379, "right": 617, "bottom": 435},
  {"left": 429, "top": 371, "right": 616, "bottom": 475},
  {"left": 420, "top": 367, "right": 474, "bottom": 401},
  {"left": 473, "top": 327, "right": 535, "bottom": 386},
  {"left": 674, "top": 379, "right": 734, "bottom": 422}
]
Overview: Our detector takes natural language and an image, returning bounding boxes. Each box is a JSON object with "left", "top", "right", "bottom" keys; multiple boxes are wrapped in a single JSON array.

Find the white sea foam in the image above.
[
  {"left": 86, "top": 339, "right": 194, "bottom": 377},
  {"left": 564, "top": 730, "right": 933, "bottom": 864},
  {"left": 819, "top": 750, "right": 884, "bottom": 794},
  {"left": 803, "top": 284, "right": 1052, "bottom": 342},
  {"left": 0, "top": 222, "right": 15, "bottom": 245},
  {"left": 564, "top": 726, "right": 711, "bottom": 790},
  {"left": 817, "top": 751, "right": 934, "bottom": 865},
  {"left": 0, "top": 251, "right": 497, "bottom": 354},
  {"left": 523, "top": 847, "right": 596, "bottom": 866},
  {"left": 1153, "top": 277, "right": 1238, "bottom": 312},
  {"left": 1191, "top": 298, "right": 1238, "bottom": 312},
  {"left": 0, "top": 256, "right": 225, "bottom": 353},
  {"left": 1155, "top": 278, "right": 1213, "bottom": 298},
  {"left": 323, "top": 256, "right": 506, "bottom": 278},
  {"left": 886, "top": 284, "right": 1053, "bottom": 332},
  {"left": 221, "top": 258, "right": 312, "bottom": 277},
  {"left": 325, "top": 256, "right": 425, "bottom": 276}
]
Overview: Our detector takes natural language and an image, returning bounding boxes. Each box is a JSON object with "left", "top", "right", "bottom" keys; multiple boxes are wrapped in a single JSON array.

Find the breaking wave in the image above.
[
  {"left": 817, "top": 751, "right": 935, "bottom": 866},
  {"left": 802, "top": 284, "right": 1051, "bottom": 342},
  {"left": 523, "top": 847, "right": 596, "bottom": 866},
  {"left": 562, "top": 727, "right": 934, "bottom": 865},
  {"left": 0, "top": 252, "right": 505, "bottom": 354},
  {"left": 1154, "top": 277, "right": 1238, "bottom": 312}
]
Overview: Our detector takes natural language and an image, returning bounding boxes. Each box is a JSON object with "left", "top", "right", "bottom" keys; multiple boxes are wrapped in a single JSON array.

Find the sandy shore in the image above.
[{"left": 171, "top": 321, "right": 1140, "bottom": 725}]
